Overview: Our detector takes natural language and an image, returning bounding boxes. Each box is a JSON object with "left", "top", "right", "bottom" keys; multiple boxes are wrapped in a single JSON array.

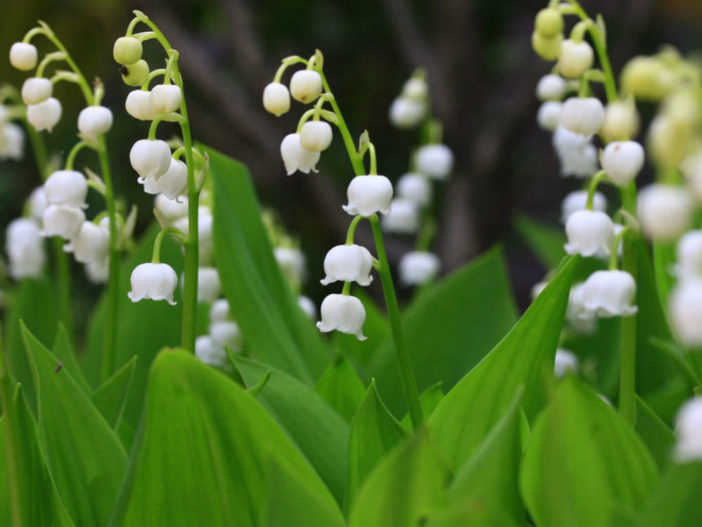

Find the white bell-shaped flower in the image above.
[
  {"left": 44, "top": 170, "right": 88, "bottom": 208},
  {"left": 127, "top": 262, "right": 178, "bottom": 305},
  {"left": 602, "top": 141, "right": 644, "bottom": 187},
  {"left": 297, "top": 295, "right": 317, "bottom": 319},
  {"left": 41, "top": 204, "right": 85, "bottom": 239},
  {"left": 558, "top": 39, "right": 594, "bottom": 78},
  {"left": 125, "top": 90, "right": 156, "bottom": 121},
  {"left": 85, "top": 258, "right": 108, "bottom": 284},
  {"left": 676, "top": 231, "right": 702, "bottom": 279},
  {"left": 289, "top": 70, "right": 323, "bottom": 103},
  {"left": 397, "top": 172, "right": 432, "bottom": 206},
  {"left": 343, "top": 175, "right": 393, "bottom": 217},
  {"left": 389, "top": 97, "right": 425, "bottom": 129},
  {"left": 209, "top": 320, "right": 243, "bottom": 351},
  {"left": 28, "top": 186, "right": 47, "bottom": 221},
  {"left": 382, "top": 198, "right": 420, "bottom": 233},
  {"left": 280, "top": 133, "right": 320, "bottom": 175},
  {"left": 581, "top": 270, "right": 637, "bottom": 317},
  {"left": 77, "top": 106, "right": 113, "bottom": 140},
  {"left": 561, "top": 190, "right": 607, "bottom": 223},
  {"left": 197, "top": 267, "right": 221, "bottom": 303},
  {"left": 155, "top": 194, "right": 188, "bottom": 223},
  {"left": 274, "top": 246, "right": 306, "bottom": 286},
  {"left": 149, "top": 84, "right": 182, "bottom": 115},
  {"left": 553, "top": 127, "right": 597, "bottom": 177},
  {"left": 674, "top": 397, "right": 702, "bottom": 462},
  {"left": 64, "top": 220, "right": 109, "bottom": 264},
  {"left": 300, "top": 121, "right": 333, "bottom": 152},
  {"left": 637, "top": 184, "right": 693, "bottom": 241},
  {"left": 0, "top": 123, "right": 25, "bottom": 161},
  {"left": 566, "top": 282, "right": 597, "bottom": 333},
  {"left": 152, "top": 158, "right": 187, "bottom": 200},
  {"left": 602, "top": 100, "right": 640, "bottom": 142},
  {"left": 130, "top": 139, "right": 172, "bottom": 182},
  {"left": 560, "top": 97, "right": 604, "bottom": 136},
  {"left": 320, "top": 244, "right": 374, "bottom": 286},
  {"left": 209, "top": 299, "right": 230, "bottom": 323},
  {"left": 195, "top": 335, "right": 228, "bottom": 367},
  {"left": 399, "top": 251, "right": 440, "bottom": 286},
  {"left": 670, "top": 280, "right": 702, "bottom": 346},
  {"left": 21, "top": 77, "right": 52, "bottom": 105},
  {"left": 537, "top": 101, "right": 562, "bottom": 132},
  {"left": 9, "top": 42, "right": 38, "bottom": 71},
  {"left": 27, "top": 98, "right": 62, "bottom": 132},
  {"left": 6, "top": 218, "right": 45, "bottom": 280},
  {"left": 262, "top": 82, "right": 291, "bottom": 116},
  {"left": 536, "top": 74, "right": 567, "bottom": 101},
  {"left": 316, "top": 294, "right": 366, "bottom": 340},
  {"left": 415, "top": 144, "right": 454, "bottom": 180},
  {"left": 554, "top": 348, "right": 579, "bottom": 378},
  {"left": 564, "top": 209, "right": 614, "bottom": 258}
]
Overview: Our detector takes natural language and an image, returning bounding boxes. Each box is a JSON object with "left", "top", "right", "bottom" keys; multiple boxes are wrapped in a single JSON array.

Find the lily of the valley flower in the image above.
[
  {"left": 399, "top": 251, "right": 440, "bottom": 286},
  {"left": 0, "top": 123, "right": 24, "bottom": 161},
  {"left": 602, "top": 141, "right": 645, "bottom": 186},
  {"left": 537, "top": 101, "right": 562, "bottom": 132},
  {"left": 415, "top": 144, "right": 454, "bottom": 180},
  {"left": 554, "top": 348, "right": 579, "bottom": 378},
  {"left": 280, "top": 133, "right": 320, "bottom": 175},
  {"left": 552, "top": 126, "right": 598, "bottom": 178},
  {"left": 143, "top": 158, "right": 187, "bottom": 199},
  {"left": 130, "top": 139, "right": 172, "bottom": 182},
  {"left": 601, "top": 100, "right": 640, "bottom": 142},
  {"left": 28, "top": 186, "right": 47, "bottom": 221},
  {"left": 6, "top": 218, "right": 45, "bottom": 280},
  {"left": 113, "top": 36, "right": 143, "bottom": 65},
  {"left": 197, "top": 267, "right": 221, "bottom": 303},
  {"left": 300, "top": 120, "right": 333, "bottom": 152},
  {"left": 637, "top": 184, "right": 693, "bottom": 241},
  {"left": 561, "top": 189, "right": 607, "bottom": 223},
  {"left": 382, "top": 198, "right": 420, "bottom": 233},
  {"left": 558, "top": 39, "right": 594, "bottom": 78},
  {"left": 581, "top": 270, "right": 638, "bottom": 317},
  {"left": 125, "top": 90, "right": 156, "bottom": 121},
  {"left": 560, "top": 97, "right": 604, "bottom": 136},
  {"left": 320, "top": 244, "right": 374, "bottom": 286},
  {"left": 210, "top": 298, "right": 230, "bottom": 323},
  {"left": 676, "top": 231, "right": 702, "bottom": 279},
  {"left": 389, "top": 97, "right": 426, "bottom": 129},
  {"left": 41, "top": 204, "right": 85, "bottom": 239},
  {"left": 297, "top": 295, "right": 317, "bottom": 319},
  {"left": 262, "top": 82, "right": 291, "bottom": 116},
  {"left": 564, "top": 209, "right": 614, "bottom": 258},
  {"left": 210, "top": 320, "right": 243, "bottom": 351},
  {"left": 343, "top": 175, "right": 393, "bottom": 217},
  {"left": 674, "top": 397, "right": 702, "bottom": 462},
  {"left": 316, "top": 293, "right": 367, "bottom": 340},
  {"left": 149, "top": 84, "right": 182, "bottom": 115},
  {"left": 566, "top": 282, "right": 597, "bottom": 334},
  {"left": 44, "top": 170, "right": 88, "bottom": 208},
  {"left": 9, "top": 42, "right": 38, "bottom": 71},
  {"left": 396, "top": 172, "right": 432, "bottom": 206},
  {"left": 21, "top": 77, "right": 52, "bottom": 105},
  {"left": 274, "top": 246, "right": 306, "bottom": 286},
  {"left": 78, "top": 106, "right": 113, "bottom": 140},
  {"left": 289, "top": 70, "right": 323, "bottom": 103},
  {"left": 536, "top": 74, "right": 567, "bottom": 101},
  {"left": 669, "top": 280, "right": 702, "bottom": 347},
  {"left": 64, "top": 220, "right": 109, "bottom": 264},
  {"left": 195, "top": 335, "right": 228, "bottom": 367},
  {"left": 27, "top": 97, "right": 62, "bottom": 131},
  {"left": 127, "top": 262, "right": 178, "bottom": 305},
  {"left": 155, "top": 193, "right": 188, "bottom": 223}
]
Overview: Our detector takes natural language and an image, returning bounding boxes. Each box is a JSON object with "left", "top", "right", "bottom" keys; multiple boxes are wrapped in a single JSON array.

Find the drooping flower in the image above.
[
  {"left": 300, "top": 120, "right": 333, "bottom": 152},
  {"left": 280, "top": 133, "right": 320, "bottom": 175},
  {"left": 289, "top": 70, "right": 323, "bottom": 103},
  {"left": 316, "top": 294, "right": 367, "bottom": 340},
  {"left": 127, "top": 262, "right": 178, "bottom": 305},
  {"left": 637, "top": 184, "right": 693, "bottom": 241},
  {"left": 415, "top": 144, "right": 454, "bottom": 180},
  {"left": 602, "top": 141, "right": 645, "bottom": 187},
  {"left": 564, "top": 209, "right": 614, "bottom": 258},
  {"left": 262, "top": 82, "right": 291, "bottom": 116},
  {"left": 674, "top": 397, "right": 702, "bottom": 462},
  {"left": 342, "top": 175, "right": 393, "bottom": 217},
  {"left": 399, "top": 251, "right": 440, "bottom": 286},
  {"left": 78, "top": 106, "right": 113, "bottom": 140},
  {"left": 581, "top": 270, "right": 638, "bottom": 317},
  {"left": 27, "top": 97, "right": 62, "bottom": 131},
  {"left": 320, "top": 244, "right": 374, "bottom": 286},
  {"left": 44, "top": 170, "right": 88, "bottom": 208},
  {"left": 9, "top": 42, "right": 38, "bottom": 71}
]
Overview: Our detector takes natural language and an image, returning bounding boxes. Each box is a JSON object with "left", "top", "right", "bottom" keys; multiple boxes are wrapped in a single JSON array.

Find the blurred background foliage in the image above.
[{"left": 1, "top": 0, "right": 701, "bottom": 326}]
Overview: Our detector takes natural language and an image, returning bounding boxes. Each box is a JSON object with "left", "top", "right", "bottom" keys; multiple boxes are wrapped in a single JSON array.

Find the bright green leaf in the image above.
[
  {"left": 401, "top": 382, "right": 444, "bottom": 429},
  {"left": 51, "top": 324, "right": 90, "bottom": 395},
  {"left": 514, "top": 214, "right": 565, "bottom": 269},
  {"left": 635, "top": 396, "right": 675, "bottom": 471},
  {"left": 638, "top": 461, "right": 702, "bottom": 527},
  {"left": 315, "top": 354, "right": 366, "bottom": 422},
  {"left": 91, "top": 356, "right": 137, "bottom": 431}
]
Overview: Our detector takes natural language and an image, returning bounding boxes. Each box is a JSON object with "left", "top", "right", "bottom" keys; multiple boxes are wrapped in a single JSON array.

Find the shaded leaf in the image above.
[
  {"left": 91, "top": 356, "right": 137, "bottom": 431},
  {"left": 635, "top": 396, "right": 675, "bottom": 471},
  {"left": 638, "top": 461, "right": 702, "bottom": 527},
  {"left": 315, "top": 354, "right": 366, "bottom": 422},
  {"left": 514, "top": 214, "right": 565, "bottom": 269},
  {"left": 51, "top": 324, "right": 90, "bottom": 394}
]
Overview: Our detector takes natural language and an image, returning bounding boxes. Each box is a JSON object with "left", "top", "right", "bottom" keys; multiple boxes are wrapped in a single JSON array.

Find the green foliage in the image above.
[
  {"left": 514, "top": 214, "right": 566, "bottom": 269},
  {"left": 315, "top": 354, "right": 366, "bottom": 422}
]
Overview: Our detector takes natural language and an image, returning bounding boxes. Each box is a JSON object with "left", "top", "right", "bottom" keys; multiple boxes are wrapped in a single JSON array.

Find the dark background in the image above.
[{"left": 1, "top": 0, "right": 701, "bottom": 314}]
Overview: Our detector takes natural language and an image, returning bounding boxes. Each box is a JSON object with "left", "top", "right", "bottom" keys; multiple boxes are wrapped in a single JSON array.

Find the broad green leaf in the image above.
[
  {"left": 315, "top": 354, "right": 366, "bottom": 422},
  {"left": 349, "top": 430, "right": 447, "bottom": 527},
  {"left": 109, "top": 349, "right": 344, "bottom": 527},
  {"left": 429, "top": 255, "right": 578, "bottom": 469},
  {"left": 521, "top": 377, "right": 658, "bottom": 527},
  {"left": 635, "top": 396, "right": 675, "bottom": 471},
  {"left": 638, "top": 461, "right": 702, "bottom": 527},
  {"left": 514, "top": 214, "right": 566, "bottom": 269},
  {"left": 22, "top": 324, "right": 126, "bottom": 527},
  {"left": 52, "top": 324, "right": 90, "bottom": 394},
  {"left": 426, "top": 501, "right": 522, "bottom": 527},
  {"left": 91, "top": 356, "right": 137, "bottom": 431},
  {"left": 233, "top": 356, "right": 349, "bottom": 504},
  {"left": 348, "top": 379, "right": 408, "bottom": 503},
  {"left": 371, "top": 246, "right": 518, "bottom": 414},
  {"left": 208, "top": 146, "right": 329, "bottom": 382},
  {"left": 401, "top": 382, "right": 444, "bottom": 429}
]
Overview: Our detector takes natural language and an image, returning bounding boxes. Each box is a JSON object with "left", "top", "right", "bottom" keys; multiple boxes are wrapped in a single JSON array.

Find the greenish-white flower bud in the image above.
[
  {"left": 262, "top": 82, "right": 291, "bottom": 116},
  {"left": 289, "top": 70, "right": 323, "bottom": 103},
  {"left": 78, "top": 106, "right": 113, "bottom": 140},
  {"left": 558, "top": 39, "right": 594, "bottom": 78},
  {"left": 21, "top": 77, "right": 52, "bottom": 105},
  {"left": 601, "top": 100, "right": 640, "bottom": 142},
  {"left": 121, "top": 59, "right": 150, "bottom": 87},
  {"left": 300, "top": 120, "right": 333, "bottom": 152},
  {"left": 532, "top": 32, "right": 562, "bottom": 61},
  {"left": 535, "top": 8, "right": 563, "bottom": 39},
  {"left": 149, "top": 84, "right": 182, "bottom": 115},
  {"left": 113, "top": 36, "right": 143, "bottom": 65},
  {"left": 9, "top": 42, "right": 38, "bottom": 71}
]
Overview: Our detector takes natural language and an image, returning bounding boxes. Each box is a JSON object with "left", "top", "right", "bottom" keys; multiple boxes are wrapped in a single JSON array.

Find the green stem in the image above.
[
  {"left": 0, "top": 339, "right": 22, "bottom": 527},
  {"left": 346, "top": 215, "right": 363, "bottom": 244},
  {"left": 586, "top": 170, "right": 607, "bottom": 209},
  {"left": 65, "top": 140, "right": 89, "bottom": 170}
]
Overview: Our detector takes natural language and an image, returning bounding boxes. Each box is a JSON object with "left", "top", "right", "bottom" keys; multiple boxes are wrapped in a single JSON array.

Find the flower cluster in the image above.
[{"left": 388, "top": 71, "right": 429, "bottom": 129}]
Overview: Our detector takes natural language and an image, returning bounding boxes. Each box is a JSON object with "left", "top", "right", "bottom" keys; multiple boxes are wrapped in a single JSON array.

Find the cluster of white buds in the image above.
[
  {"left": 552, "top": 126, "right": 598, "bottom": 178},
  {"left": 0, "top": 104, "right": 24, "bottom": 161},
  {"left": 5, "top": 218, "right": 45, "bottom": 279},
  {"left": 388, "top": 71, "right": 429, "bottom": 129},
  {"left": 195, "top": 296, "right": 244, "bottom": 369}
]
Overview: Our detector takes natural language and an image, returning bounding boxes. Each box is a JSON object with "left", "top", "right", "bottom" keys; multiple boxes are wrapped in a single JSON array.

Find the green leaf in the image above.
[
  {"left": 109, "top": 349, "right": 344, "bottom": 527},
  {"left": 315, "top": 354, "right": 366, "bottom": 422},
  {"left": 22, "top": 323, "right": 126, "bottom": 527},
  {"left": 429, "top": 255, "right": 578, "bottom": 469},
  {"left": 401, "top": 382, "right": 444, "bottom": 429},
  {"left": 370, "top": 246, "right": 518, "bottom": 414},
  {"left": 426, "top": 501, "right": 522, "bottom": 527},
  {"left": 635, "top": 396, "right": 675, "bottom": 471},
  {"left": 208, "top": 146, "right": 329, "bottom": 382},
  {"left": 51, "top": 324, "right": 90, "bottom": 395},
  {"left": 233, "top": 356, "right": 349, "bottom": 504},
  {"left": 91, "top": 356, "right": 138, "bottom": 431},
  {"left": 521, "top": 377, "right": 658, "bottom": 527},
  {"left": 638, "top": 461, "right": 702, "bottom": 527},
  {"left": 347, "top": 379, "right": 408, "bottom": 503},
  {"left": 514, "top": 214, "right": 566, "bottom": 269}
]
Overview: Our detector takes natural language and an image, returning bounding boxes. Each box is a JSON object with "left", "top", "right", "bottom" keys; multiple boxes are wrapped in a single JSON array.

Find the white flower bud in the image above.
[
  {"left": 127, "top": 262, "right": 178, "bottom": 305},
  {"left": 566, "top": 283, "right": 597, "bottom": 333},
  {"left": 560, "top": 97, "right": 604, "bottom": 136},
  {"left": 300, "top": 120, "right": 333, "bottom": 152},
  {"left": 396, "top": 172, "right": 432, "bottom": 206},
  {"left": 536, "top": 74, "right": 567, "bottom": 101},
  {"left": 316, "top": 294, "right": 366, "bottom": 340},
  {"left": 85, "top": 258, "right": 108, "bottom": 284},
  {"left": 77, "top": 106, "right": 113, "bottom": 140},
  {"left": 262, "top": 82, "right": 291, "bottom": 116},
  {"left": 670, "top": 280, "right": 702, "bottom": 347},
  {"left": 553, "top": 126, "right": 598, "bottom": 177},
  {"left": 582, "top": 270, "right": 637, "bottom": 317},
  {"left": 155, "top": 193, "right": 188, "bottom": 223},
  {"left": 297, "top": 295, "right": 317, "bottom": 319},
  {"left": 195, "top": 335, "right": 228, "bottom": 367},
  {"left": 151, "top": 158, "right": 187, "bottom": 200},
  {"left": 274, "top": 246, "right": 306, "bottom": 285},
  {"left": 289, "top": 70, "right": 323, "bottom": 103},
  {"left": 27, "top": 98, "right": 62, "bottom": 132},
  {"left": 537, "top": 101, "right": 562, "bottom": 131},
  {"left": 64, "top": 221, "right": 109, "bottom": 264},
  {"left": 173, "top": 207, "right": 213, "bottom": 264},
  {"left": 21, "top": 78, "right": 52, "bottom": 105},
  {"left": 197, "top": 267, "right": 221, "bottom": 303},
  {"left": 41, "top": 204, "right": 85, "bottom": 239},
  {"left": 44, "top": 170, "right": 88, "bottom": 208},
  {"left": 343, "top": 175, "right": 393, "bottom": 217},
  {"left": 0, "top": 123, "right": 24, "bottom": 161},
  {"left": 676, "top": 231, "right": 702, "bottom": 279},
  {"left": 601, "top": 101, "right": 640, "bottom": 142},
  {"left": 402, "top": 77, "right": 428, "bottom": 99},
  {"left": 674, "top": 397, "right": 702, "bottom": 462},
  {"left": 280, "top": 133, "right": 320, "bottom": 175},
  {"left": 399, "top": 251, "right": 440, "bottom": 286},
  {"left": 558, "top": 39, "right": 594, "bottom": 78},
  {"left": 554, "top": 348, "right": 579, "bottom": 378},
  {"left": 637, "top": 184, "right": 693, "bottom": 241},
  {"left": 28, "top": 186, "right": 47, "bottom": 221},
  {"left": 125, "top": 90, "right": 156, "bottom": 121},
  {"left": 389, "top": 97, "right": 425, "bottom": 129},
  {"left": 602, "top": 141, "right": 644, "bottom": 187},
  {"left": 149, "top": 84, "right": 182, "bottom": 115},
  {"left": 561, "top": 190, "right": 607, "bottom": 223},
  {"left": 209, "top": 320, "right": 243, "bottom": 351},
  {"left": 9, "top": 42, "right": 38, "bottom": 71},
  {"left": 113, "top": 36, "right": 143, "bottom": 65},
  {"left": 415, "top": 144, "right": 454, "bottom": 180},
  {"left": 564, "top": 209, "right": 614, "bottom": 258},
  {"left": 6, "top": 218, "right": 45, "bottom": 280},
  {"left": 130, "top": 139, "right": 172, "bottom": 182},
  {"left": 210, "top": 299, "right": 230, "bottom": 323},
  {"left": 320, "top": 244, "right": 374, "bottom": 286},
  {"left": 382, "top": 198, "right": 420, "bottom": 233}
]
